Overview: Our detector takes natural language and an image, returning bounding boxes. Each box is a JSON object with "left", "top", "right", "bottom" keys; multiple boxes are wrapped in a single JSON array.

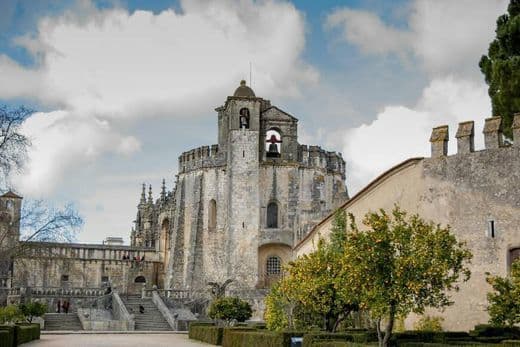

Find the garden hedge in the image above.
[
  {"left": 0, "top": 326, "right": 14, "bottom": 347},
  {"left": 189, "top": 324, "right": 224, "bottom": 345},
  {"left": 303, "top": 331, "right": 377, "bottom": 347},
  {"left": 0, "top": 324, "right": 39, "bottom": 347},
  {"left": 222, "top": 328, "right": 303, "bottom": 347},
  {"left": 0, "top": 330, "right": 11, "bottom": 347},
  {"left": 470, "top": 326, "right": 520, "bottom": 342}
]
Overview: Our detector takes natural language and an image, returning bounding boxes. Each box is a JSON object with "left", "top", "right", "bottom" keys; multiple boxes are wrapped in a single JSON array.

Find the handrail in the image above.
[
  {"left": 152, "top": 291, "right": 176, "bottom": 330},
  {"left": 112, "top": 292, "right": 135, "bottom": 331}
]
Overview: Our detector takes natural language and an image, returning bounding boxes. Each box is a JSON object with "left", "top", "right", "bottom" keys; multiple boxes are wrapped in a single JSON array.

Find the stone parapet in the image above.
[
  {"left": 178, "top": 144, "right": 225, "bottom": 173},
  {"left": 429, "top": 116, "right": 519, "bottom": 158},
  {"left": 298, "top": 145, "right": 345, "bottom": 177}
]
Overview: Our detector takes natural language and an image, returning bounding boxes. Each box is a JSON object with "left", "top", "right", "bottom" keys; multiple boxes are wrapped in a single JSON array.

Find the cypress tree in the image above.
[{"left": 480, "top": 0, "right": 520, "bottom": 138}]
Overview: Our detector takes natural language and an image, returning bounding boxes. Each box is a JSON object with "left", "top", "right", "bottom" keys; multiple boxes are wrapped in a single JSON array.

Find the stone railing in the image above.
[
  {"left": 27, "top": 287, "right": 106, "bottom": 297},
  {"left": 152, "top": 291, "right": 176, "bottom": 330},
  {"left": 112, "top": 292, "right": 135, "bottom": 331},
  {"left": 143, "top": 288, "right": 190, "bottom": 300}
]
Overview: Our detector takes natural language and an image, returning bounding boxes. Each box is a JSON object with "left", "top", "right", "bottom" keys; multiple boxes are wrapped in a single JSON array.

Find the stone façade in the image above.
[
  {"left": 294, "top": 115, "right": 520, "bottom": 331},
  {"left": 131, "top": 81, "right": 348, "bottom": 294}
]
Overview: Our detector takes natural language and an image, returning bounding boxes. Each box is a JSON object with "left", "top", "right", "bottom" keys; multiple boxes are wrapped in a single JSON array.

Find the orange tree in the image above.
[
  {"left": 338, "top": 206, "right": 472, "bottom": 347},
  {"left": 486, "top": 258, "right": 520, "bottom": 327},
  {"left": 265, "top": 210, "right": 359, "bottom": 332}
]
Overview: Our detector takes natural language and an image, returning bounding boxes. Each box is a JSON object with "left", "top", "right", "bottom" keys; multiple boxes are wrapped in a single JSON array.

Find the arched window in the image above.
[
  {"left": 134, "top": 276, "right": 146, "bottom": 283},
  {"left": 509, "top": 248, "right": 520, "bottom": 270},
  {"left": 208, "top": 199, "right": 217, "bottom": 231},
  {"left": 266, "top": 256, "right": 281, "bottom": 275},
  {"left": 265, "top": 129, "right": 282, "bottom": 158},
  {"left": 239, "top": 108, "right": 250, "bottom": 129},
  {"left": 267, "top": 202, "right": 278, "bottom": 228}
]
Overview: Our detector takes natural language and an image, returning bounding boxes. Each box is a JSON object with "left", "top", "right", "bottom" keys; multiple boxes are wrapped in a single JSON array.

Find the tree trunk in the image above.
[{"left": 382, "top": 304, "right": 396, "bottom": 347}]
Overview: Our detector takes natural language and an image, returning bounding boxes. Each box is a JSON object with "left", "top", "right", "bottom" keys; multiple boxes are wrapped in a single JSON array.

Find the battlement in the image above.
[
  {"left": 298, "top": 145, "right": 346, "bottom": 177},
  {"left": 178, "top": 144, "right": 224, "bottom": 173},
  {"left": 429, "top": 114, "right": 520, "bottom": 158}
]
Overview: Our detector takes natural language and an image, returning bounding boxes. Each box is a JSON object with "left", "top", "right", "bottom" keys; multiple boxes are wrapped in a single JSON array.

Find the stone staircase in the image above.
[
  {"left": 44, "top": 313, "right": 83, "bottom": 331},
  {"left": 122, "top": 295, "right": 171, "bottom": 331}
]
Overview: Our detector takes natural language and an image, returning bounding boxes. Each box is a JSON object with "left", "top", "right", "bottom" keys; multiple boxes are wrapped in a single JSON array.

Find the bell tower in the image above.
[{"left": 224, "top": 80, "right": 262, "bottom": 287}]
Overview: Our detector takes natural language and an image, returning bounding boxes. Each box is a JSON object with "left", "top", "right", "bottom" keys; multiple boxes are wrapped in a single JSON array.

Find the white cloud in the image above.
[
  {"left": 325, "top": 0, "right": 506, "bottom": 194},
  {"left": 1, "top": 0, "right": 316, "bottom": 197},
  {"left": 325, "top": 8, "right": 413, "bottom": 56},
  {"left": 326, "top": 0, "right": 508, "bottom": 78},
  {"left": 344, "top": 76, "right": 491, "bottom": 193},
  {"left": 14, "top": 110, "right": 140, "bottom": 195}
]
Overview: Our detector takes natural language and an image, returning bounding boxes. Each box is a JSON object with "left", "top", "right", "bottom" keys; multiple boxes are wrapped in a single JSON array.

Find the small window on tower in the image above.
[
  {"left": 487, "top": 219, "right": 496, "bottom": 238},
  {"left": 61, "top": 275, "right": 69, "bottom": 282},
  {"left": 239, "top": 108, "right": 250, "bottom": 129}
]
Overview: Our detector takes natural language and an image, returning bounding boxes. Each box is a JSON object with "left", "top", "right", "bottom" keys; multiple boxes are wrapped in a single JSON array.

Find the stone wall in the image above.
[
  {"left": 13, "top": 242, "right": 161, "bottom": 294},
  {"left": 294, "top": 117, "right": 520, "bottom": 331}
]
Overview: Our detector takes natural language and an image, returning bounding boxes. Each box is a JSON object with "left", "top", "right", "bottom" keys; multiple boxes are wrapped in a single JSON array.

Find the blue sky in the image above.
[{"left": 0, "top": 0, "right": 508, "bottom": 243}]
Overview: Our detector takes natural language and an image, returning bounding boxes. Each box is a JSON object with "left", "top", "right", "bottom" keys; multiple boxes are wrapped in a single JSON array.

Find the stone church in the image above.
[
  {"left": 0, "top": 81, "right": 347, "bottom": 309},
  {"left": 131, "top": 80, "right": 348, "bottom": 292}
]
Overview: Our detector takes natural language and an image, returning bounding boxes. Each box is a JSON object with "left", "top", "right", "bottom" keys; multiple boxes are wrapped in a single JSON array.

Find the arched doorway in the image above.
[{"left": 134, "top": 276, "right": 146, "bottom": 283}]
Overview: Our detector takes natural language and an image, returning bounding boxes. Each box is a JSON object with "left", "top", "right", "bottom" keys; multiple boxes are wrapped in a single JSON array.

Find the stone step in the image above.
[
  {"left": 44, "top": 313, "right": 83, "bottom": 331},
  {"left": 120, "top": 298, "right": 171, "bottom": 331}
]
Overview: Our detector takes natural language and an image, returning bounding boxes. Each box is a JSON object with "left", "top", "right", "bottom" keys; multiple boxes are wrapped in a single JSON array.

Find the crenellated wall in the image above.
[
  {"left": 178, "top": 145, "right": 225, "bottom": 174},
  {"left": 294, "top": 115, "right": 520, "bottom": 331},
  {"left": 298, "top": 145, "right": 346, "bottom": 178}
]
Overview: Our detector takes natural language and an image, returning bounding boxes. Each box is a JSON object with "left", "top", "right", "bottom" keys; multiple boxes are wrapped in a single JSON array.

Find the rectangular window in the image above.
[
  {"left": 487, "top": 219, "right": 496, "bottom": 238},
  {"left": 101, "top": 276, "right": 109, "bottom": 283},
  {"left": 61, "top": 275, "right": 69, "bottom": 282}
]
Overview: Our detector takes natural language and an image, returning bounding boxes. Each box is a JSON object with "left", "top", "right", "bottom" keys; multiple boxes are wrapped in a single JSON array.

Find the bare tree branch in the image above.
[{"left": 0, "top": 106, "right": 32, "bottom": 180}]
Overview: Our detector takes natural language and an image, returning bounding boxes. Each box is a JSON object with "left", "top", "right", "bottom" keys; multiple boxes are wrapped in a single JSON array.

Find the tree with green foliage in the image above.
[
  {"left": 207, "top": 296, "right": 252, "bottom": 326},
  {"left": 264, "top": 210, "right": 359, "bottom": 332},
  {"left": 0, "top": 305, "right": 22, "bottom": 324},
  {"left": 486, "top": 258, "right": 520, "bottom": 327},
  {"left": 19, "top": 301, "right": 47, "bottom": 323},
  {"left": 339, "top": 206, "right": 472, "bottom": 347},
  {"left": 480, "top": 0, "right": 520, "bottom": 138}
]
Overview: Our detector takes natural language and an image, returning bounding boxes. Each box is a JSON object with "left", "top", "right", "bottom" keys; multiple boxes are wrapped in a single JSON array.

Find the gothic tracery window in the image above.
[{"left": 266, "top": 256, "right": 281, "bottom": 275}]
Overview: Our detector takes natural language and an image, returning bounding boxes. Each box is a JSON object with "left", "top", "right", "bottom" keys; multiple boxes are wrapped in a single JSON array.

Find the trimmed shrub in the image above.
[
  {"left": 311, "top": 342, "right": 351, "bottom": 347},
  {"left": 208, "top": 297, "right": 252, "bottom": 325},
  {"left": 189, "top": 324, "right": 224, "bottom": 345},
  {"left": 0, "top": 330, "right": 12, "bottom": 347},
  {"left": 221, "top": 328, "right": 303, "bottom": 347},
  {"left": 0, "top": 326, "right": 14, "bottom": 347},
  {"left": 303, "top": 333, "right": 353, "bottom": 347},
  {"left": 390, "top": 331, "right": 470, "bottom": 344},
  {"left": 502, "top": 341, "right": 520, "bottom": 346},
  {"left": 414, "top": 316, "right": 444, "bottom": 332},
  {"left": 471, "top": 325, "right": 520, "bottom": 340},
  {"left": 15, "top": 324, "right": 40, "bottom": 345}
]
